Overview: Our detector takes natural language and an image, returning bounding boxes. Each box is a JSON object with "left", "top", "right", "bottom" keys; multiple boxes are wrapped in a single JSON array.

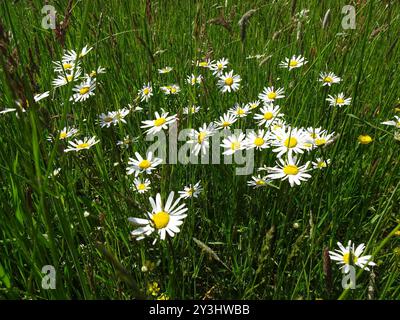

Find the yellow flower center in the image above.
[
  {"left": 256, "top": 179, "right": 266, "bottom": 185},
  {"left": 263, "top": 112, "right": 273, "bottom": 120},
  {"left": 59, "top": 132, "right": 68, "bottom": 139},
  {"left": 222, "top": 121, "right": 231, "bottom": 128},
  {"left": 324, "top": 76, "right": 333, "bottom": 83},
  {"left": 63, "top": 63, "right": 73, "bottom": 70},
  {"left": 198, "top": 131, "right": 207, "bottom": 143},
  {"left": 77, "top": 142, "right": 89, "bottom": 149},
  {"left": 283, "top": 164, "right": 299, "bottom": 175},
  {"left": 358, "top": 135, "right": 372, "bottom": 144},
  {"left": 152, "top": 211, "right": 170, "bottom": 229},
  {"left": 231, "top": 141, "right": 241, "bottom": 150},
  {"left": 267, "top": 92, "right": 277, "bottom": 100},
  {"left": 237, "top": 108, "right": 245, "bottom": 115},
  {"left": 315, "top": 138, "right": 326, "bottom": 146},
  {"left": 254, "top": 137, "right": 265, "bottom": 147},
  {"left": 143, "top": 88, "right": 150, "bottom": 95},
  {"left": 231, "top": 141, "right": 240, "bottom": 150},
  {"left": 79, "top": 86, "right": 90, "bottom": 95},
  {"left": 224, "top": 77, "right": 233, "bottom": 86},
  {"left": 138, "top": 159, "right": 151, "bottom": 169},
  {"left": 199, "top": 61, "right": 208, "bottom": 67},
  {"left": 336, "top": 98, "right": 345, "bottom": 104},
  {"left": 154, "top": 117, "right": 166, "bottom": 127},
  {"left": 105, "top": 116, "right": 113, "bottom": 123},
  {"left": 284, "top": 137, "right": 298, "bottom": 148},
  {"left": 170, "top": 87, "right": 177, "bottom": 93},
  {"left": 217, "top": 63, "right": 223, "bottom": 69},
  {"left": 289, "top": 60, "right": 298, "bottom": 67},
  {"left": 317, "top": 161, "right": 327, "bottom": 168},
  {"left": 343, "top": 252, "right": 358, "bottom": 264},
  {"left": 90, "top": 71, "right": 96, "bottom": 77},
  {"left": 137, "top": 183, "right": 146, "bottom": 191},
  {"left": 187, "top": 188, "right": 194, "bottom": 196},
  {"left": 250, "top": 103, "right": 258, "bottom": 109},
  {"left": 66, "top": 75, "right": 73, "bottom": 82}
]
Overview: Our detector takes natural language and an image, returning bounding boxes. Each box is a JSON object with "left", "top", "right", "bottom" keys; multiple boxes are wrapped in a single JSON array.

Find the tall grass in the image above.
[{"left": 0, "top": 0, "right": 399, "bottom": 299}]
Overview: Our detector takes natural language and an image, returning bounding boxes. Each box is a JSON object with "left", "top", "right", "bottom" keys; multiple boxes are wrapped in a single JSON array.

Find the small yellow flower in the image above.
[
  {"left": 358, "top": 134, "right": 373, "bottom": 145},
  {"left": 157, "top": 293, "right": 170, "bottom": 300},
  {"left": 147, "top": 282, "right": 160, "bottom": 297}
]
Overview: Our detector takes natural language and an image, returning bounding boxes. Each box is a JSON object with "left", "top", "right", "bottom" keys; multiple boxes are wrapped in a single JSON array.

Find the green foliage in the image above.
[{"left": 0, "top": 0, "right": 399, "bottom": 300}]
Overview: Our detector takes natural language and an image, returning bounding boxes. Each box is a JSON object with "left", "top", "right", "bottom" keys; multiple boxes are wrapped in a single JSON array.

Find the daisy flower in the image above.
[
  {"left": 326, "top": 93, "right": 351, "bottom": 107},
  {"left": 186, "top": 74, "right": 203, "bottom": 86},
  {"left": 126, "top": 152, "right": 162, "bottom": 176},
  {"left": 305, "top": 127, "right": 327, "bottom": 140},
  {"left": 381, "top": 116, "right": 400, "bottom": 129},
  {"left": 178, "top": 181, "right": 203, "bottom": 199},
  {"left": 258, "top": 86, "right": 285, "bottom": 103},
  {"left": 117, "top": 135, "right": 135, "bottom": 149},
  {"left": 319, "top": 72, "right": 341, "bottom": 86},
  {"left": 70, "top": 77, "right": 96, "bottom": 102},
  {"left": 270, "top": 127, "right": 311, "bottom": 157},
  {"left": 141, "top": 111, "right": 177, "bottom": 135},
  {"left": 57, "top": 127, "right": 78, "bottom": 140},
  {"left": 98, "top": 112, "right": 116, "bottom": 128},
  {"left": 228, "top": 104, "right": 250, "bottom": 118},
  {"left": 139, "top": 83, "right": 153, "bottom": 102},
  {"left": 221, "top": 132, "right": 246, "bottom": 155},
  {"left": 113, "top": 107, "right": 130, "bottom": 125},
  {"left": 217, "top": 70, "right": 241, "bottom": 93},
  {"left": 187, "top": 123, "right": 216, "bottom": 156},
  {"left": 52, "top": 69, "right": 81, "bottom": 88},
  {"left": 254, "top": 104, "right": 284, "bottom": 127},
  {"left": 270, "top": 119, "right": 287, "bottom": 133},
  {"left": 358, "top": 134, "right": 373, "bottom": 145},
  {"left": 128, "top": 191, "right": 188, "bottom": 241},
  {"left": 183, "top": 105, "right": 201, "bottom": 115},
  {"left": 89, "top": 66, "right": 107, "bottom": 77},
  {"left": 247, "top": 175, "right": 270, "bottom": 188},
  {"left": 158, "top": 66, "right": 173, "bottom": 74},
  {"left": 312, "top": 131, "right": 335, "bottom": 147},
  {"left": 329, "top": 241, "right": 376, "bottom": 274},
  {"left": 210, "top": 58, "right": 229, "bottom": 76},
  {"left": 64, "top": 136, "right": 99, "bottom": 152},
  {"left": 246, "top": 100, "right": 261, "bottom": 110},
  {"left": 312, "top": 157, "right": 331, "bottom": 169},
  {"left": 53, "top": 60, "right": 80, "bottom": 73},
  {"left": 215, "top": 113, "right": 237, "bottom": 130},
  {"left": 245, "top": 129, "right": 270, "bottom": 150},
  {"left": 48, "top": 126, "right": 79, "bottom": 142},
  {"left": 133, "top": 178, "right": 151, "bottom": 194},
  {"left": 160, "top": 84, "right": 181, "bottom": 95},
  {"left": 263, "top": 154, "right": 311, "bottom": 187},
  {"left": 279, "top": 55, "right": 308, "bottom": 70}
]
